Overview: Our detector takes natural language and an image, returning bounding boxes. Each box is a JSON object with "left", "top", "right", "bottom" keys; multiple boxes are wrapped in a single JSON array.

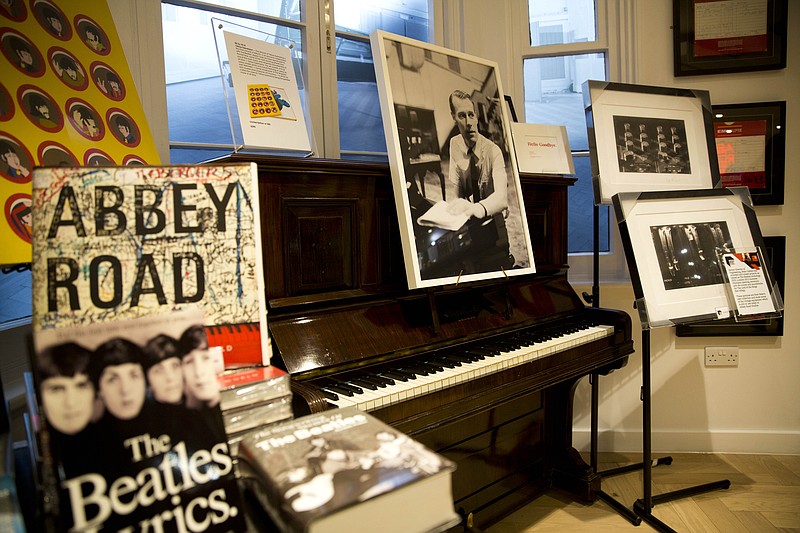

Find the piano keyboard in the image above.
[{"left": 321, "top": 322, "right": 614, "bottom": 412}]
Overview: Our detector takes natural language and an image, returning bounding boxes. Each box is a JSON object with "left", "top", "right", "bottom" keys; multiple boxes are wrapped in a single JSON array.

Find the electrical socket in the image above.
[{"left": 704, "top": 346, "right": 739, "bottom": 367}]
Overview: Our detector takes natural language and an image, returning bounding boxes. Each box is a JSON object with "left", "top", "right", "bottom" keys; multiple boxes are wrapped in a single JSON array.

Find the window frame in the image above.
[{"left": 509, "top": 0, "right": 633, "bottom": 285}]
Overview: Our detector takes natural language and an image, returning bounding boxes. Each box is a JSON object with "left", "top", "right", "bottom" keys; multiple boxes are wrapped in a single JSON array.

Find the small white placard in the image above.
[
  {"left": 721, "top": 251, "right": 776, "bottom": 316},
  {"left": 510, "top": 123, "right": 575, "bottom": 175},
  {"left": 223, "top": 31, "right": 312, "bottom": 152}
]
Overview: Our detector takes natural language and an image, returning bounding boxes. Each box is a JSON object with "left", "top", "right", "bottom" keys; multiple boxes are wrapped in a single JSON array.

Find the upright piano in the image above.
[{"left": 221, "top": 155, "right": 633, "bottom": 529}]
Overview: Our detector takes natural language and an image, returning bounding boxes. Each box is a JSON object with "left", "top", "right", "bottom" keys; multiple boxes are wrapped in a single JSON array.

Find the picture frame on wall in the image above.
[
  {"left": 613, "top": 187, "right": 771, "bottom": 329},
  {"left": 584, "top": 81, "right": 720, "bottom": 206},
  {"left": 673, "top": 0, "right": 788, "bottom": 77},
  {"left": 713, "top": 101, "right": 785, "bottom": 205},
  {"left": 370, "top": 30, "right": 535, "bottom": 290},
  {"left": 676, "top": 235, "right": 785, "bottom": 336}
]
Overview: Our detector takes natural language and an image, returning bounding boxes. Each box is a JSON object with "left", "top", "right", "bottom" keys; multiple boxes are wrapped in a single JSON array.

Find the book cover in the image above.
[
  {"left": 31, "top": 309, "right": 245, "bottom": 532},
  {"left": 31, "top": 163, "right": 270, "bottom": 367},
  {"left": 237, "top": 407, "right": 459, "bottom": 533}
]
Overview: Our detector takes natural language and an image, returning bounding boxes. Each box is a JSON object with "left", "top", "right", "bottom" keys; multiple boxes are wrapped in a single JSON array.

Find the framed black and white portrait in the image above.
[
  {"left": 584, "top": 81, "right": 720, "bottom": 205},
  {"left": 613, "top": 187, "right": 770, "bottom": 329},
  {"left": 371, "top": 30, "right": 535, "bottom": 289}
]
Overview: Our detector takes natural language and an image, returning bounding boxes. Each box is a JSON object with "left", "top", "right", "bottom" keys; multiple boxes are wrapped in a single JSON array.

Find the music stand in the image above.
[
  {"left": 582, "top": 204, "right": 670, "bottom": 526},
  {"left": 612, "top": 187, "right": 782, "bottom": 531}
]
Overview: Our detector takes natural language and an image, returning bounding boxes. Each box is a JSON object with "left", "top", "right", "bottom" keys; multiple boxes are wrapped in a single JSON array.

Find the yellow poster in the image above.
[{"left": 0, "top": 0, "right": 160, "bottom": 266}]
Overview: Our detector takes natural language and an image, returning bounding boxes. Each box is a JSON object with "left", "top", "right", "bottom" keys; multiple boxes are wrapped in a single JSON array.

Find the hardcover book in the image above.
[
  {"left": 218, "top": 366, "right": 291, "bottom": 411},
  {"left": 237, "top": 407, "right": 460, "bottom": 533},
  {"left": 31, "top": 309, "right": 245, "bottom": 532},
  {"left": 31, "top": 163, "right": 270, "bottom": 367}
]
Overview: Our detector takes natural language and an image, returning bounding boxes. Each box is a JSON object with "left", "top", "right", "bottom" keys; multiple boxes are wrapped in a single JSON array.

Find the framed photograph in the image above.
[
  {"left": 613, "top": 187, "right": 768, "bottom": 329},
  {"left": 673, "top": 0, "right": 788, "bottom": 77},
  {"left": 371, "top": 30, "right": 535, "bottom": 289},
  {"left": 584, "top": 81, "right": 720, "bottom": 206},
  {"left": 713, "top": 101, "right": 785, "bottom": 205}
]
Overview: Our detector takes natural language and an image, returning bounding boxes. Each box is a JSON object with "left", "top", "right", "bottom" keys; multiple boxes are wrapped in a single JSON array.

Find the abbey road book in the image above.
[
  {"left": 237, "top": 407, "right": 460, "bottom": 533},
  {"left": 31, "top": 308, "right": 245, "bottom": 532},
  {"left": 30, "top": 163, "right": 270, "bottom": 367}
]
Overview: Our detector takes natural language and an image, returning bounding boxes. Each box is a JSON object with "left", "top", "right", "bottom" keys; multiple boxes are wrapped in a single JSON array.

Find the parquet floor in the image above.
[{"left": 486, "top": 452, "right": 800, "bottom": 532}]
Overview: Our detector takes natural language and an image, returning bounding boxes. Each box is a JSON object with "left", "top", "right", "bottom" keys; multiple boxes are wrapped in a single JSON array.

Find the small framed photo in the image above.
[
  {"left": 613, "top": 187, "right": 768, "bottom": 328},
  {"left": 584, "top": 81, "right": 720, "bottom": 206},
  {"left": 676, "top": 235, "right": 785, "bottom": 336},
  {"left": 371, "top": 30, "right": 535, "bottom": 289},
  {"left": 713, "top": 101, "right": 785, "bottom": 205},
  {"left": 673, "top": 0, "right": 788, "bottom": 77}
]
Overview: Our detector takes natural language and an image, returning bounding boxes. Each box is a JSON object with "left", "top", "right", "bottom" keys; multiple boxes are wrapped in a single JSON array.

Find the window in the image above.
[
  {"left": 160, "top": 0, "right": 431, "bottom": 163},
  {"left": 514, "top": 0, "right": 630, "bottom": 283}
]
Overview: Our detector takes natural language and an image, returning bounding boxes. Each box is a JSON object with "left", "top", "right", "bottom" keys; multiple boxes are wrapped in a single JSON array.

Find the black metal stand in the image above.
[
  {"left": 632, "top": 328, "right": 731, "bottom": 532},
  {"left": 583, "top": 204, "right": 673, "bottom": 526}
]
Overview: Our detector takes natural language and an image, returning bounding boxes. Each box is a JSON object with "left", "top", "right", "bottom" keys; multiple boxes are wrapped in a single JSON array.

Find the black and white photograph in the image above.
[
  {"left": 32, "top": 309, "right": 242, "bottom": 532},
  {"left": 613, "top": 188, "right": 768, "bottom": 328},
  {"left": 371, "top": 30, "right": 535, "bottom": 289},
  {"left": 584, "top": 80, "right": 719, "bottom": 205},
  {"left": 650, "top": 221, "right": 732, "bottom": 290},
  {"left": 613, "top": 115, "right": 691, "bottom": 174}
]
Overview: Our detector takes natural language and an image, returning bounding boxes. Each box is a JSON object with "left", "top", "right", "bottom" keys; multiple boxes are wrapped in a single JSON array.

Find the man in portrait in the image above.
[{"left": 445, "top": 89, "right": 514, "bottom": 272}]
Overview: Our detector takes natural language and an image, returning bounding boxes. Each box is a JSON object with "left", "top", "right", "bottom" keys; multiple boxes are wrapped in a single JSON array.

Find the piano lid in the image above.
[{"left": 270, "top": 274, "right": 585, "bottom": 376}]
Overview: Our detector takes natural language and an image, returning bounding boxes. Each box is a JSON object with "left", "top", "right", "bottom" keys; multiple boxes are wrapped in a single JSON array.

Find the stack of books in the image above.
[{"left": 218, "top": 366, "right": 293, "bottom": 456}]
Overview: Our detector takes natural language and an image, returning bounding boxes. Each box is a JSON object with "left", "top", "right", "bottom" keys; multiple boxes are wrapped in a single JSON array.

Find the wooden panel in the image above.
[{"left": 283, "top": 199, "right": 357, "bottom": 295}]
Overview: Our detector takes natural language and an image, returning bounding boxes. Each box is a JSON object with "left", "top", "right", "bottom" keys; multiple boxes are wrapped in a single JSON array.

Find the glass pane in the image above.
[
  {"left": 334, "top": 1, "right": 430, "bottom": 154},
  {"left": 528, "top": 0, "right": 596, "bottom": 46},
  {"left": 568, "top": 155, "right": 609, "bottom": 254},
  {"left": 169, "top": 147, "right": 232, "bottom": 165},
  {"left": 334, "top": 0, "right": 429, "bottom": 39},
  {"left": 163, "top": 0, "right": 300, "bottom": 22},
  {"left": 335, "top": 37, "right": 386, "bottom": 153},
  {"left": 162, "top": 3, "right": 302, "bottom": 160},
  {"left": 522, "top": 53, "right": 605, "bottom": 151}
]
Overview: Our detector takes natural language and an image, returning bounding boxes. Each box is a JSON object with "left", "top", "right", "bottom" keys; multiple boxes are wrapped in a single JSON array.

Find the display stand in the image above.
[
  {"left": 212, "top": 19, "right": 317, "bottom": 157},
  {"left": 632, "top": 327, "right": 731, "bottom": 532},
  {"left": 583, "top": 204, "right": 669, "bottom": 527}
]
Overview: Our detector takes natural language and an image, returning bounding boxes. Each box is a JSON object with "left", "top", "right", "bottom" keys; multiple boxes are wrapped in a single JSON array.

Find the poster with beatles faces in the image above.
[{"left": 0, "top": 0, "right": 160, "bottom": 266}]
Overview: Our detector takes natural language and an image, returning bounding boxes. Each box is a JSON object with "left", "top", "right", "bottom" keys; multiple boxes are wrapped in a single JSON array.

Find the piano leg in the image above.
[{"left": 545, "top": 375, "right": 601, "bottom": 501}]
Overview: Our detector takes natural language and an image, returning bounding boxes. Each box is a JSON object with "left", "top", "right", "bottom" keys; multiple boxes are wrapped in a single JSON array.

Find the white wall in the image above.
[{"left": 460, "top": 0, "right": 799, "bottom": 454}]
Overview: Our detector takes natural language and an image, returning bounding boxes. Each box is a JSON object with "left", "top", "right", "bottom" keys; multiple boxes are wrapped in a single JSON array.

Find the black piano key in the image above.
[
  {"left": 419, "top": 361, "right": 445, "bottom": 372},
  {"left": 431, "top": 356, "right": 459, "bottom": 368},
  {"left": 402, "top": 365, "right": 432, "bottom": 376},
  {"left": 366, "top": 374, "right": 394, "bottom": 386},
  {"left": 380, "top": 370, "right": 411, "bottom": 382},
  {"left": 334, "top": 381, "right": 363, "bottom": 394},
  {"left": 319, "top": 388, "right": 339, "bottom": 401},
  {"left": 324, "top": 384, "right": 354, "bottom": 397},
  {"left": 348, "top": 378, "right": 378, "bottom": 391}
]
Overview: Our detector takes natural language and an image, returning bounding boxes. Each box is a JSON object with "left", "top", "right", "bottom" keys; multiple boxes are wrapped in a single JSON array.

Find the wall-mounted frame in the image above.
[
  {"left": 371, "top": 30, "right": 535, "bottom": 289},
  {"left": 673, "top": 0, "right": 788, "bottom": 77},
  {"left": 584, "top": 81, "right": 720, "bottom": 206},
  {"left": 676, "top": 235, "right": 784, "bottom": 336},
  {"left": 614, "top": 187, "right": 768, "bottom": 329},
  {"left": 713, "top": 101, "right": 785, "bottom": 205}
]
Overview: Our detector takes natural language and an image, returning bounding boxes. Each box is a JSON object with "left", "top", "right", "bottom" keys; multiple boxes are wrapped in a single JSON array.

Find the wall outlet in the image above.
[{"left": 704, "top": 346, "right": 739, "bottom": 367}]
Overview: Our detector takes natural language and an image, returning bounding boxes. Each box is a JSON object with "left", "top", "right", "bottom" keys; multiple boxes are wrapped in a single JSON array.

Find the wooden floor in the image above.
[{"left": 486, "top": 452, "right": 800, "bottom": 532}]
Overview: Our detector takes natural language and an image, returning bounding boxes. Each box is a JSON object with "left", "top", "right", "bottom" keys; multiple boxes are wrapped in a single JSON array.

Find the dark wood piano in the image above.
[{"left": 220, "top": 154, "right": 633, "bottom": 530}]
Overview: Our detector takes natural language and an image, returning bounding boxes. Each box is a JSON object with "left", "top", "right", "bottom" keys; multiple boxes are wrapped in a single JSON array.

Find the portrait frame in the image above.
[
  {"left": 712, "top": 101, "right": 785, "bottom": 205},
  {"left": 584, "top": 80, "right": 720, "bottom": 206},
  {"left": 673, "top": 0, "right": 788, "bottom": 77},
  {"left": 676, "top": 235, "right": 784, "bottom": 336},
  {"left": 371, "top": 30, "right": 535, "bottom": 289},
  {"left": 613, "top": 187, "right": 769, "bottom": 329}
]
